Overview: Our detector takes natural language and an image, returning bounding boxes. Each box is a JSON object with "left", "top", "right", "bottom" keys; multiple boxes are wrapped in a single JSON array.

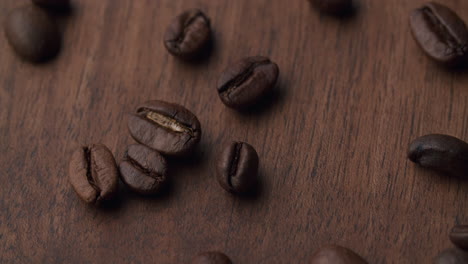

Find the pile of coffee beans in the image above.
[
  {"left": 69, "top": 101, "right": 199, "bottom": 200},
  {"left": 4, "top": 0, "right": 69, "bottom": 63},
  {"left": 69, "top": 98, "right": 261, "bottom": 202},
  {"left": 4, "top": 0, "right": 465, "bottom": 262}
]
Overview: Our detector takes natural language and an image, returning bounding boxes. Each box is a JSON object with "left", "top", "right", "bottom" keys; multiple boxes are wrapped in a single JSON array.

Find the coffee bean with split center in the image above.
[
  {"left": 410, "top": 2, "right": 468, "bottom": 66},
  {"left": 217, "top": 56, "right": 279, "bottom": 110},
  {"left": 4, "top": 5, "right": 60, "bottom": 62},
  {"left": 310, "top": 245, "right": 368, "bottom": 264},
  {"left": 164, "top": 9, "right": 211, "bottom": 59},
  {"left": 69, "top": 144, "right": 118, "bottom": 204},
  {"left": 450, "top": 225, "right": 468, "bottom": 250},
  {"left": 217, "top": 141, "right": 259, "bottom": 194},
  {"left": 119, "top": 144, "right": 167, "bottom": 195},
  {"left": 407, "top": 134, "right": 468, "bottom": 178},
  {"left": 128, "top": 100, "right": 201, "bottom": 156},
  {"left": 191, "top": 252, "right": 232, "bottom": 264}
]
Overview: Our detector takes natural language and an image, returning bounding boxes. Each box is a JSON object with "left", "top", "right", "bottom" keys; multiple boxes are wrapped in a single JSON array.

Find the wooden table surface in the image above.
[{"left": 1, "top": 0, "right": 468, "bottom": 263}]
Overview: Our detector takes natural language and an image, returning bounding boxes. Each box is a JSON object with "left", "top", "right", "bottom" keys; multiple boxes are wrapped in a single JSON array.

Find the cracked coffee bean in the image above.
[
  {"left": 450, "top": 225, "right": 468, "bottom": 250},
  {"left": 310, "top": 0, "right": 353, "bottom": 15},
  {"left": 408, "top": 134, "right": 468, "bottom": 178},
  {"left": 217, "top": 141, "right": 259, "bottom": 194},
  {"left": 128, "top": 100, "right": 201, "bottom": 156},
  {"left": 434, "top": 248, "right": 468, "bottom": 264},
  {"left": 191, "top": 252, "right": 232, "bottom": 264},
  {"left": 119, "top": 144, "right": 167, "bottom": 195},
  {"left": 4, "top": 5, "right": 60, "bottom": 63},
  {"left": 310, "top": 245, "right": 368, "bottom": 264},
  {"left": 410, "top": 2, "right": 468, "bottom": 66},
  {"left": 69, "top": 144, "right": 118, "bottom": 204},
  {"left": 217, "top": 56, "right": 279, "bottom": 110},
  {"left": 164, "top": 9, "right": 211, "bottom": 59}
]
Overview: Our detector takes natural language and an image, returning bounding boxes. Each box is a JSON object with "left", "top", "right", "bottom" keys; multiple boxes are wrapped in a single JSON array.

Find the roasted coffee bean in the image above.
[
  {"left": 164, "top": 9, "right": 211, "bottom": 59},
  {"left": 408, "top": 134, "right": 468, "bottom": 178},
  {"left": 450, "top": 225, "right": 468, "bottom": 250},
  {"left": 191, "top": 252, "right": 232, "bottom": 264},
  {"left": 410, "top": 2, "right": 468, "bottom": 66},
  {"left": 128, "top": 100, "right": 201, "bottom": 156},
  {"left": 32, "top": 0, "right": 69, "bottom": 8},
  {"left": 217, "top": 141, "right": 259, "bottom": 194},
  {"left": 119, "top": 144, "right": 167, "bottom": 195},
  {"left": 310, "top": 0, "right": 353, "bottom": 15},
  {"left": 217, "top": 56, "right": 279, "bottom": 110},
  {"left": 4, "top": 5, "right": 60, "bottom": 62},
  {"left": 310, "top": 245, "right": 368, "bottom": 264},
  {"left": 434, "top": 248, "right": 468, "bottom": 264},
  {"left": 69, "top": 144, "right": 118, "bottom": 204}
]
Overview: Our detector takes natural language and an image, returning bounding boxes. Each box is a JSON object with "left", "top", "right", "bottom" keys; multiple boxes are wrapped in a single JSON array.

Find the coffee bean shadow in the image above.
[
  {"left": 25, "top": 47, "right": 61, "bottom": 65},
  {"left": 94, "top": 174, "right": 176, "bottom": 212},
  {"left": 310, "top": 2, "right": 359, "bottom": 21},
  {"left": 120, "top": 176, "right": 176, "bottom": 204},
  {"left": 48, "top": 2, "right": 75, "bottom": 35},
  {"left": 436, "top": 61, "right": 468, "bottom": 76},
  {"left": 236, "top": 79, "right": 287, "bottom": 117},
  {"left": 236, "top": 173, "right": 265, "bottom": 203},
  {"left": 166, "top": 143, "right": 208, "bottom": 169},
  {"left": 413, "top": 167, "right": 468, "bottom": 187},
  {"left": 165, "top": 143, "right": 212, "bottom": 196},
  {"left": 175, "top": 36, "right": 216, "bottom": 66},
  {"left": 96, "top": 181, "right": 128, "bottom": 213},
  {"left": 329, "top": 4, "right": 358, "bottom": 20},
  {"left": 28, "top": 1, "right": 75, "bottom": 65},
  {"left": 98, "top": 195, "right": 125, "bottom": 212},
  {"left": 40, "top": 1, "right": 75, "bottom": 17}
]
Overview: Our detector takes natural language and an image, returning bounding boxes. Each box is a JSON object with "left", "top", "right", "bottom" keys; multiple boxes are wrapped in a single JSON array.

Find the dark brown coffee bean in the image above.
[
  {"left": 119, "top": 144, "right": 167, "bottom": 195},
  {"left": 4, "top": 5, "right": 60, "bottom": 63},
  {"left": 217, "top": 56, "right": 279, "bottom": 110},
  {"left": 191, "top": 252, "right": 232, "bottom": 264},
  {"left": 410, "top": 2, "right": 468, "bottom": 66},
  {"left": 310, "top": 245, "right": 368, "bottom": 264},
  {"left": 69, "top": 144, "right": 118, "bottom": 204},
  {"left": 450, "top": 225, "right": 468, "bottom": 250},
  {"left": 128, "top": 100, "right": 201, "bottom": 156},
  {"left": 217, "top": 141, "right": 259, "bottom": 194},
  {"left": 310, "top": 0, "right": 352, "bottom": 15},
  {"left": 164, "top": 9, "right": 211, "bottom": 59},
  {"left": 408, "top": 134, "right": 468, "bottom": 178},
  {"left": 434, "top": 248, "right": 468, "bottom": 264},
  {"left": 32, "top": 0, "right": 69, "bottom": 8}
]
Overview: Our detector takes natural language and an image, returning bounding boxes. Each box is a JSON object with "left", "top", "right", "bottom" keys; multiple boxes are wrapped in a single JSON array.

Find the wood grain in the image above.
[{"left": 1, "top": 0, "right": 467, "bottom": 263}]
